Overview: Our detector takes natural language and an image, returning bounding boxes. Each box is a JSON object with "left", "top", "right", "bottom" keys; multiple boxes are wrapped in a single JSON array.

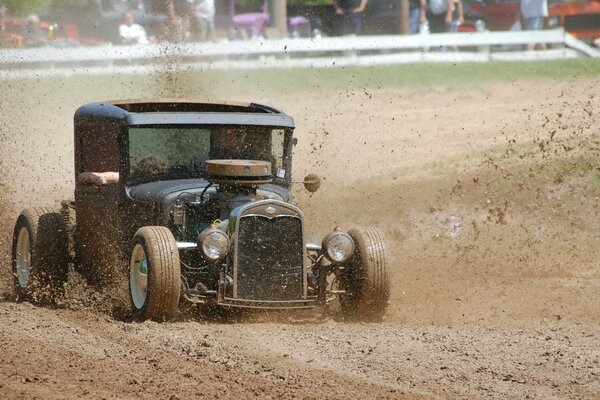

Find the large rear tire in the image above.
[
  {"left": 11, "top": 207, "right": 69, "bottom": 303},
  {"left": 129, "top": 226, "right": 181, "bottom": 321},
  {"left": 339, "top": 227, "right": 390, "bottom": 321}
]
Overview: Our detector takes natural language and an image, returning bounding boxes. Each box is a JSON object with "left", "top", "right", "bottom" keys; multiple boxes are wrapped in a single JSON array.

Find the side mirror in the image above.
[{"left": 303, "top": 173, "right": 321, "bottom": 193}]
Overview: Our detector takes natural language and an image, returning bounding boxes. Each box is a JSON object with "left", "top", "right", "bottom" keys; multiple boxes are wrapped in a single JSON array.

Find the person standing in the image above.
[
  {"left": 449, "top": 0, "right": 464, "bottom": 33},
  {"left": 520, "top": 0, "right": 548, "bottom": 50},
  {"left": 426, "top": 0, "right": 453, "bottom": 33},
  {"left": 119, "top": 11, "right": 149, "bottom": 45},
  {"left": 194, "top": 0, "right": 215, "bottom": 42},
  {"left": 166, "top": 0, "right": 194, "bottom": 41},
  {"left": 332, "top": 0, "right": 369, "bottom": 36},
  {"left": 410, "top": 0, "right": 427, "bottom": 34}
]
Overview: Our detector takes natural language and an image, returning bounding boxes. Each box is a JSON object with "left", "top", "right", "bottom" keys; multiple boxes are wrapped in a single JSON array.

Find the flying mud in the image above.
[{"left": 0, "top": 74, "right": 599, "bottom": 399}]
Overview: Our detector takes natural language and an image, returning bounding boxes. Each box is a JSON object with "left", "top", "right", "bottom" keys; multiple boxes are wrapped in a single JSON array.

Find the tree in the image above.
[
  {"left": 2, "top": 0, "right": 52, "bottom": 16},
  {"left": 2, "top": 0, "right": 89, "bottom": 16},
  {"left": 396, "top": 0, "right": 410, "bottom": 34}
]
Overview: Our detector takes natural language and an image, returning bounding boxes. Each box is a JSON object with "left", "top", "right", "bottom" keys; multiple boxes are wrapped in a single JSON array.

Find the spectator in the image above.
[
  {"left": 332, "top": 0, "right": 368, "bottom": 36},
  {"left": 447, "top": 0, "right": 463, "bottom": 51},
  {"left": 119, "top": 11, "right": 149, "bottom": 45},
  {"left": 167, "top": 0, "right": 194, "bottom": 41},
  {"left": 426, "top": 0, "right": 453, "bottom": 33},
  {"left": 520, "top": 0, "right": 548, "bottom": 50},
  {"left": 23, "top": 14, "right": 48, "bottom": 47},
  {"left": 410, "top": 0, "right": 426, "bottom": 34},
  {"left": 194, "top": 0, "right": 215, "bottom": 42},
  {"left": 449, "top": 0, "right": 463, "bottom": 33}
]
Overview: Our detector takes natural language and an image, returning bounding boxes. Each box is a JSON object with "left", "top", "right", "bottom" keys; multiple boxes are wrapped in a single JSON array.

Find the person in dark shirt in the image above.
[
  {"left": 426, "top": 0, "right": 453, "bottom": 33},
  {"left": 165, "top": 0, "right": 194, "bottom": 41},
  {"left": 409, "top": 0, "right": 426, "bottom": 33},
  {"left": 332, "top": 0, "right": 368, "bottom": 35}
]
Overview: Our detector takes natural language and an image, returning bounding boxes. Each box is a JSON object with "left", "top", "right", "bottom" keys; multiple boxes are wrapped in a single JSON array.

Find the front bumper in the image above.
[{"left": 217, "top": 297, "right": 318, "bottom": 309}]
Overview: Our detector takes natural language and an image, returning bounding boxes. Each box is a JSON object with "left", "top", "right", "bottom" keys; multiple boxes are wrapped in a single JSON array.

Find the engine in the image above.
[{"left": 165, "top": 160, "right": 307, "bottom": 303}]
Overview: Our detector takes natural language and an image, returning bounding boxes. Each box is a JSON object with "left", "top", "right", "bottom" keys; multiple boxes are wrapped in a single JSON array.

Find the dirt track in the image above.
[{"left": 1, "top": 73, "right": 600, "bottom": 399}]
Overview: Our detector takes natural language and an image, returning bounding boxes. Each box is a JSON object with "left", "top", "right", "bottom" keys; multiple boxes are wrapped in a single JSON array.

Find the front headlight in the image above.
[
  {"left": 322, "top": 228, "right": 354, "bottom": 263},
  {"left": 198, "top": 227, "right": 230, "bottom": 260}
]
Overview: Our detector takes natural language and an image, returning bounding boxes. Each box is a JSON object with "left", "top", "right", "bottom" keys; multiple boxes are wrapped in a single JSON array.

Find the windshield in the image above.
[{"left": 127, "top": 126, "right": 291, "bottom": 183}]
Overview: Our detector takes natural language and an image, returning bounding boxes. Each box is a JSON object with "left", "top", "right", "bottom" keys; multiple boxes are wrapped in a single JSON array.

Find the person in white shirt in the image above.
[
  {"left": 194, "top": 0, "right": 215, "bottom": 42},
  {"left": 119, "top": 11, "right": 149, "bottom": 45}
]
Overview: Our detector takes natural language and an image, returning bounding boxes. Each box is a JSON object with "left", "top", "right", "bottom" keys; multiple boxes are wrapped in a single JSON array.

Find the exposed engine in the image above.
[{"left": 166, "top": 160, "right": 278, "bottom": 298}]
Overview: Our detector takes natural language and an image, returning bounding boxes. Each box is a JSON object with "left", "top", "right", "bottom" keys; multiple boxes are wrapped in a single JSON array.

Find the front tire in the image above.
[
  {"left": 129, "top": 226, "right": 181, "bottom": 321},
  {"left": 11, "top": 207, "right": 69, "bottom": 303},
  {"left": 339, "top": 227, "right": 390, "bottom": 321}
]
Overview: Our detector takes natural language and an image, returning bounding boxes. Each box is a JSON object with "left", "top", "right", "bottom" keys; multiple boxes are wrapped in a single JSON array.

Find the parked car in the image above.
[
  {"left": 0, "top": 15, "right": 55, "bottom": 48},
  {"left": 469, "top": 0, "right": 600, "bottom": 41},
  {"left": 11, "top": 100, "right": 391, "bottom": 321},
  {"left": 548, "top": 0, "right": 600, "bottom": 40}
]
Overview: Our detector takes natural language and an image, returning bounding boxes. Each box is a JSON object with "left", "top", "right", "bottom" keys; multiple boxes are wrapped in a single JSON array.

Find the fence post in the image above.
[
  {"left": 272, "top": 0, "right": 288, "bottom": 38},
  {"left": 396, "top": 0, "right": 410, "bottom": 34}
]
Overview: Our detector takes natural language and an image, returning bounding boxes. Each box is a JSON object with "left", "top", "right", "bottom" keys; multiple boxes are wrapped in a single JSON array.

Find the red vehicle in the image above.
[
  {"left": 467, "top": 0, "right": 600, "bottom": 40},
  {"left": 0, "top": 16, "right": 53, "bottom": 48},
  {"left": 468, "top": 0, "right": 520, "bottom": 31},
  {"left": 548, "top": 0, "right": 600, "bottom": 39}
]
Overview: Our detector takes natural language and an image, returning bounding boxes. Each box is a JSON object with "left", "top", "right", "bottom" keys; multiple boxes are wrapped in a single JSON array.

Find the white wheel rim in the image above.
[
  {"left": 15, "top": 227, "right": 31, "bottom": 288},
  {"left": 130, "top": 243, "right": 148, "bottom": 310}
]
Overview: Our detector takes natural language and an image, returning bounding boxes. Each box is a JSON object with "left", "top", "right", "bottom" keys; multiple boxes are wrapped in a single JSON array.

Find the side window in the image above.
[{"left": 78, "top": 125, "right": 120, "bottom": 173}]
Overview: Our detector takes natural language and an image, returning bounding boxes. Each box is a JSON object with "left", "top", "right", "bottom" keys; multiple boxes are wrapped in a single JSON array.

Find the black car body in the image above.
[{"left": 11, "top": 100, "right": 390, "bottom": 321}]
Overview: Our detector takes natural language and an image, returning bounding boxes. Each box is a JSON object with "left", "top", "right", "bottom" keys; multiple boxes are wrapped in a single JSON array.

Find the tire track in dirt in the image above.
[
  {"left": 1, "top": 75, "right": 600, "bottom": 399},
  {"left": 0, "top": 302, "right": 432, "bottom": 400}
]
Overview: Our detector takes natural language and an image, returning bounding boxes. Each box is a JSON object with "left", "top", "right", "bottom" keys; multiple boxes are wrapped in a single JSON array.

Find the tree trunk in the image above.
[
  {"left": 396, "top": 0, "right": 410, "bottom": 34},
  {"left": 272, "top": 0, "right": 288, "bottom": 38}
]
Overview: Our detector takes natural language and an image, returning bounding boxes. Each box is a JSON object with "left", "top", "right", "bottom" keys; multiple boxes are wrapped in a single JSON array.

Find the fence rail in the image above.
[{"left": 0, "top": 29, "right": 597, "bottom": 78}]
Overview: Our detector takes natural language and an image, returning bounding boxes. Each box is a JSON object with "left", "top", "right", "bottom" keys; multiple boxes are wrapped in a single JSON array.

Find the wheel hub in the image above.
[
  {"left": 15, "top": 227, "right": 31, "bottom": 287},
  {"left": 130, "top": 244, "right": 148, "bottom": 309}
]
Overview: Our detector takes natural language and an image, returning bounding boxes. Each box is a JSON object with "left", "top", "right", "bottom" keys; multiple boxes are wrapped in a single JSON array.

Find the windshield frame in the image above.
[{"left": 122, "top": 124, "right": 294, "bottom": 188}]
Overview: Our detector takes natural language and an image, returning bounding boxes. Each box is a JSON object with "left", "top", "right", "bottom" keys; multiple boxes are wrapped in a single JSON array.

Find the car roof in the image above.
[{"left": 74, "top": 99, "right": 296, "bottom": 128}]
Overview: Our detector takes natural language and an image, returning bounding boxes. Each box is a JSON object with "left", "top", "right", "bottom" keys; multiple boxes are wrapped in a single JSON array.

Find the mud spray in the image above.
[{"left": 2, "top": 53, "right": 600, "bottom": 397}]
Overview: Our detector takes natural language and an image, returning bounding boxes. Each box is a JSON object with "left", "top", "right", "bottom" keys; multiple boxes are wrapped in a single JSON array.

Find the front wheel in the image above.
[
  {"left": 339, "top": 227, "right": 390, "bottom": 321},
  {"left": 129, "top": 227, "right": 181, "bottom": 321}
]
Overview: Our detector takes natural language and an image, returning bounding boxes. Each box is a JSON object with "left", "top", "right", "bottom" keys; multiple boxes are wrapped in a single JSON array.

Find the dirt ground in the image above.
[{"left": 0, "top": 72, "right": 599, "bottom": 399}]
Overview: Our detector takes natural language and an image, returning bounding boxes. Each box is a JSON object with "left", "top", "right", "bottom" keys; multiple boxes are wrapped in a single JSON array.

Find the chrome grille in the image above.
[{"left": 236, "top": 215, "right": 304, "bottom": 301}]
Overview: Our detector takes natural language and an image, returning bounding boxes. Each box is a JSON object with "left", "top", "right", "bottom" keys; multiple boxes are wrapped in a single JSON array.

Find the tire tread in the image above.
[
  {"left": 11, "top": 207, "right": 69, "bottom": 303},
  {"left": 131, "top": 226, "right": 180, "bottom": 321},
  {"left": 340, "top": 226, "right": 390, "bottom": 321}
]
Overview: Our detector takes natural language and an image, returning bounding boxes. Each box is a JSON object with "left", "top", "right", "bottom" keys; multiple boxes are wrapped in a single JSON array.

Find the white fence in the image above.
[{"left": 0, "top": 29, "right": 597, "bottom": 78}]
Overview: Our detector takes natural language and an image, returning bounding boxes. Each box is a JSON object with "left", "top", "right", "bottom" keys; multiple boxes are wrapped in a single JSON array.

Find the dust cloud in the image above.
[{"left": 1, "top": 71, "right": 600, "bottom": 399}]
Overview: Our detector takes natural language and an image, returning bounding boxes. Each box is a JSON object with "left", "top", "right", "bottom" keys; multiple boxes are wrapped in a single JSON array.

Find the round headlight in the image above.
[
  {"left": 198, "top": 228, "right": 230, "bottom": 260},
  {"left": 322, "top": 230, "right": 354, "bottom": 263}
]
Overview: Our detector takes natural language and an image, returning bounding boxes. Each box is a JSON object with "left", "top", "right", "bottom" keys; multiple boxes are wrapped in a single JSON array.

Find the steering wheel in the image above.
[{"left": 131, "top": 155, "right": 169, "bottom": 176}]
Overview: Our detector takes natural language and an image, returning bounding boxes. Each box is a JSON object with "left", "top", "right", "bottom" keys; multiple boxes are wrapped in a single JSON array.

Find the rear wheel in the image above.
[
  {"left": 339, "top": 227, "right": 390, "bottom": 321},
  {"left": 129, "top": 226, "right": 181, "bottom": 321},
  {"left": 11, "top": 207, "right": 69, "bottom": 303}
]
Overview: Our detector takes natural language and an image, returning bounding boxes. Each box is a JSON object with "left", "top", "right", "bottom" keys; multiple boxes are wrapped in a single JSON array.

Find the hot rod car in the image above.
[{"left": 11, "top": 100, "right": 390, "bottom": 321}]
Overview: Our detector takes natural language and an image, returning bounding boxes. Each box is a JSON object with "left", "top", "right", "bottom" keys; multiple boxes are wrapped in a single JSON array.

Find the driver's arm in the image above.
[{"left": 78, "top": 171, "right": 119, "bottom": 185}]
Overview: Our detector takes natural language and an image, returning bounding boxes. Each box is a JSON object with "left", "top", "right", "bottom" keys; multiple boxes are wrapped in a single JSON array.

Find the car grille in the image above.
[{"left": 236, "top": 215, "right": 304, "bottom": 301}]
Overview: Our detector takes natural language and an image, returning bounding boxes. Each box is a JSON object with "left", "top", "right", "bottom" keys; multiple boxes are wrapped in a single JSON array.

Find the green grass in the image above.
[
  {"left": 175, "top": 58, "right": 600, "bottom": 94},
  {"left": 5, "top": 59, "right": 600, "bottom": 100}
]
